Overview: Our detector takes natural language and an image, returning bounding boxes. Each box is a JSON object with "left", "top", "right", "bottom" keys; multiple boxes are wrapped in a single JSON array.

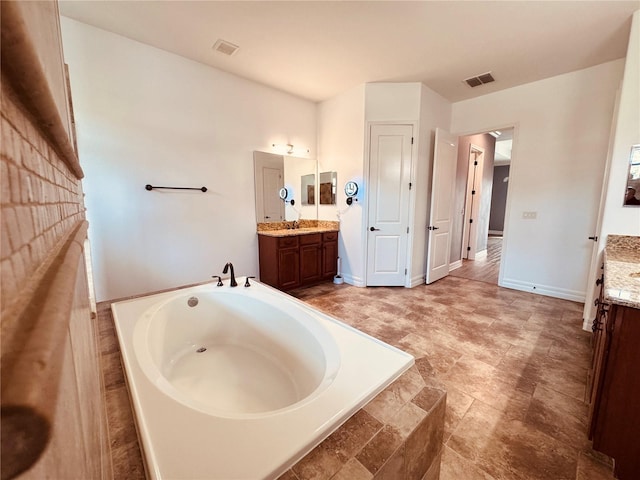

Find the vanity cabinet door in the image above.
[
  {"left": 278, "top": 247, "right": 300, "bottom": 290},
  {"left": 300, "top": 234, "right": 322, "bottom": 285},
  {"left": 258, "top": 235, "right": 299, "bottom": 290},
  {"left": 323, "top": 240, "right": 338, "bottom": 278}
]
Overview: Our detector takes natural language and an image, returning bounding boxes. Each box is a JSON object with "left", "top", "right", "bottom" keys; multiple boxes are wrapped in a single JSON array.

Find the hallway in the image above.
[{"left": 449, "top": 236, "right": 502, "bottom": 284}]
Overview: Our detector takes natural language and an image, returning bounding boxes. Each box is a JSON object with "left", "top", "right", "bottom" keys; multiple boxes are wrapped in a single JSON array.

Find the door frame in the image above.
[
  {"left": 363, "top": 120, "right": 418, "bottom": 288},
  {"left": 461, "top": 144, "right": 485, "bottom": 261},
  {"left": 453, "top": 123, "right": 520, "bottom": 288},
  {"left": 582, "top": 86, "right": 621, "bottom": 330}
]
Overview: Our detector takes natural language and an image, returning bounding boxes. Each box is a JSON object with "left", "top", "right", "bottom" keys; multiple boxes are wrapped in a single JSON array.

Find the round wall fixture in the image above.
[
  {"left": 345, "top": 181, "right": 358, "bottom": 205},
  {"left": 279, "top": 187, "right": 288, "bottom": 200},
  {"left": 345, "top": 181, "right": 358, "bottom": 197}
]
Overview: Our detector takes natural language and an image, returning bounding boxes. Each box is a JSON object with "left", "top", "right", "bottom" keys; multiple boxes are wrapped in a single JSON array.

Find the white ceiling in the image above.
[{"left": 59, "top": 1, "right": 639, "bottom": 103}]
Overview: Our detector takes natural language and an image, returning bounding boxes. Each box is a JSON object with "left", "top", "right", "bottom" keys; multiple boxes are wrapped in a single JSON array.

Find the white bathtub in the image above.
[{"left": 112, "top": 278, "right": 413, "bottom": 479}]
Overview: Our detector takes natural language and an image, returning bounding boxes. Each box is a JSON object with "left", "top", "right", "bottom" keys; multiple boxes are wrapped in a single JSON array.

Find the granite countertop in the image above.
[
  {"left": 603, "top": 235, "right": 640, "bottom": 309},
  {"left": 258, "top": 227, "right": 339, "bottom": 237},
  {"left": 257, "top": 220, "right": 339, "bottom": 238}
]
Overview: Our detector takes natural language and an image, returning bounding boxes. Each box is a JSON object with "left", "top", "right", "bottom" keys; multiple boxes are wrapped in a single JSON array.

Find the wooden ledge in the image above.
[{"left": 1, "top": 220, "right": 89, "bottom": 479}]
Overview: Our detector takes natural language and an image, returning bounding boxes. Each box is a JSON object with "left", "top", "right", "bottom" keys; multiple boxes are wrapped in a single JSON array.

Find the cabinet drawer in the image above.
[
  {"left": 299, "top": 233, "right": 322, "bottom": 245},
  {"left": 278, "top": 236, "right": 299, "bottom": 248},
  {"left": 323, "top": 231, "right": 338, "bottom": 242}
]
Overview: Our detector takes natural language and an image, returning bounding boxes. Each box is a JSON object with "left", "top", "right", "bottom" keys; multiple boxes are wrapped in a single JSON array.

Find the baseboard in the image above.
[
  {"left": 475, "top": 249, "right": 487, "bottom": 260},
  {"left": 449, "top": 260, "right": 463, "bottom": 271},
  {"left": 409, "top": 274, "right": 425, "bottom": 287},
  {"left": 500, "top": 277, "right": 586, "bottom": 302},
  {"left": 489, "top": 230, "right": 503, "bottom": 236},
  {"left": 343, "top": 273, "right": 366, "bottom": 287}
]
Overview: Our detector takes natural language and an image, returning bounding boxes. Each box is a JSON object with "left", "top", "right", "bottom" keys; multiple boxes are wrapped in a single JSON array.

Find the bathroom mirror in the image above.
[
  {"left": 319, "top": 171, "right": 337, "bottom": 205},
  {"left": 301, "top": 173, "right": 316, "bottom": 205},
  {"left": 623, "top": 144, "right": 640, "bottom": 207},
  {"left": 253, "top": 151, "right": 317, "bottom": 222}
]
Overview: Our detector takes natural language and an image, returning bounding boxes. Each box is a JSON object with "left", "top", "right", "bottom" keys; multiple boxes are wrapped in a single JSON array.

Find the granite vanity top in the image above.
[
  {"left": 257, "top": 220, "right": 339, "bottom": 237},
  {"left": 603, "top": 235, "right": 640, "bottom": 309}
]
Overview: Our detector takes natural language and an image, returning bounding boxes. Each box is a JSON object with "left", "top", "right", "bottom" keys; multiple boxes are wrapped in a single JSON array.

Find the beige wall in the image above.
[
  {"left": 583, "top": 10, "right": 640, "bottom": 328},
  {"left": 451, "top": 60, "right": 622, "bottom": 301}
]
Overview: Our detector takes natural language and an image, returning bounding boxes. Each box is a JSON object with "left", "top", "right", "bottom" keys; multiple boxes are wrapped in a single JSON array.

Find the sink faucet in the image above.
[{"left": 222, "top": 262, "right": 237, "bottom": 287}]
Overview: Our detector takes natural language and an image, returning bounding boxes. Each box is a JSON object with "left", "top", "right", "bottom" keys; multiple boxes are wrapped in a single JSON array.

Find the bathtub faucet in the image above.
[{"left": 222, "top": 262, "right": 237, "bottom": 287}]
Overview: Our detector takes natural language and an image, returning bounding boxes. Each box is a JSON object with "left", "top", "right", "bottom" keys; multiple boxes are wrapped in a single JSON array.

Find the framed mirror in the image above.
[
  {"left": 624, "top": 144, "right": 640, "bottom": 207},
  {"left": 301, "top": 173, "right": 316, "bottom": 205},
  {"left": 319, "top": 171, "right": 337, "bottom": 205},
  {"left": 253, "top": 151, "right": 317, "bottom": 222}
]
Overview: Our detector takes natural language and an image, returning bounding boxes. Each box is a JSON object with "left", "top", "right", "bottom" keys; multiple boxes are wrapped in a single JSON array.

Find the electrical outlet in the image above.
[{"left": 522, "top": 211, "right": 537, "bottom": 219}]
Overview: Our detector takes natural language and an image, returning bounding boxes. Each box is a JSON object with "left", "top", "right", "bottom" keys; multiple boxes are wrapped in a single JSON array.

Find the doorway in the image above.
[{"left": 449, "top": 128, "right": 514, "bottom": 285}]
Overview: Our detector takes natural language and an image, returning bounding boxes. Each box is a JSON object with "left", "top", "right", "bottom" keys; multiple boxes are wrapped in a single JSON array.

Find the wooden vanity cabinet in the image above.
[
  {"left": 258, "top": 231, "right": 339, "bottom": 291},
  {"left": 588, "top": 286, "right": 640, "bottom": 479}
]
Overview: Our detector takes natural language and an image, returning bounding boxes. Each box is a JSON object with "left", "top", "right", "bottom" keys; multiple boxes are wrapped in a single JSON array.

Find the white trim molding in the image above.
[
  {"left": 500, "top": 277, "right": 586, "bottom": 303},
  {"left": 449, "top": 260, "right": 463, "bottom": 271}
]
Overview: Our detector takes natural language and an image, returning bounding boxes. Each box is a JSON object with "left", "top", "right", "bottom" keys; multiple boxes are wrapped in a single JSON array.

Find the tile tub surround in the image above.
[
  {"left": 97, "top": 276, "right": 614, "bottom": 480},
  {"left": 603, "top": 235, "right": 640, "bottom": 308}
]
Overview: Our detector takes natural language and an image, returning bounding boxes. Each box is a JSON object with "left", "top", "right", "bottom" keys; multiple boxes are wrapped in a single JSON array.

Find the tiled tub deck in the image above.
[{"left": 97, "top": 290, "right": 445, "bottom": 480}]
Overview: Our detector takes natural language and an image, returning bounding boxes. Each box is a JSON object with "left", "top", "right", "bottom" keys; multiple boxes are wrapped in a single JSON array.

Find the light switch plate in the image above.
[{"left": 522, "top": 211, "right": 537, "bottom": 219}]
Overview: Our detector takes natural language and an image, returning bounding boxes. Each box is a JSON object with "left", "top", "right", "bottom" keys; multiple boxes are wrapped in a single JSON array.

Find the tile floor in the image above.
[
  {"left": 449, "top": 236, "right": 502, "bottom": 285},
  {"left": 289, "top": 277, "right": 615, "bottom": 480},
  {"left": 97, "top": 276, "right": 615, "bottom": 479}
]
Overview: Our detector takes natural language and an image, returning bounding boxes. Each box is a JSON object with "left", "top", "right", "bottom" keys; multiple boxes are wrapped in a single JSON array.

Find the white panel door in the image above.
[
  {"left": 366, "top": 124, "right": 413, "bottom": 286},
  {"left": 263, "top": 167, "right": 284, "bottom": 221},
  {"left": 426, "top": 129, "right": 458, "bottom": 284},
  {"left": 253, "top": 151, "right": 284, "bottom": 222}
]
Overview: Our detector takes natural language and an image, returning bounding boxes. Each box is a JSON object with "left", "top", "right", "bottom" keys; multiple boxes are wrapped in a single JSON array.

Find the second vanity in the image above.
[
  {"left": 257, "top": 220, "right": 340, "bottom": 291},
  {"left": 587, "top": 235, "right": 640, "bottom": 479}
]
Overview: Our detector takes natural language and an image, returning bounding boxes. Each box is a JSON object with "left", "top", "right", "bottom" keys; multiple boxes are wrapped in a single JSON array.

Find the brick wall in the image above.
[{"left": 0, "top": 78, "right": 86, "bottom": 315}]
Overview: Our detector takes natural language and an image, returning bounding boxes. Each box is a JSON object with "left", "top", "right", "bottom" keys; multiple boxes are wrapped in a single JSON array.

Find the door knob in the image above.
[
  {"left": 588, "top": 236, "right": 598, "bottom": 241},
  {"left": 370, "top": 227, "right": 380, "bottom": 231},
  {"left": 428, "top": 226, "right": 440, "bottom": 231}
]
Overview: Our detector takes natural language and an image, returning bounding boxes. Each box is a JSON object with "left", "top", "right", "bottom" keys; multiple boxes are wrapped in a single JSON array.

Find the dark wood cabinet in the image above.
[
  {"left": 588, "top": 278, "right": 640, "bottom": 479},
  {"left": 258, "top": 231, "right": 339, "bottom": 291}
]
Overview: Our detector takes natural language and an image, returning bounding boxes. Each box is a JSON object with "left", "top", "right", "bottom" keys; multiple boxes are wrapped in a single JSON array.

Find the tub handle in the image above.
[
  {"left": 212, "top": 275, "right": 223, "bottom": 287},
  {"left": 244, "top": 276, "right": 256, "bottom": 287}
]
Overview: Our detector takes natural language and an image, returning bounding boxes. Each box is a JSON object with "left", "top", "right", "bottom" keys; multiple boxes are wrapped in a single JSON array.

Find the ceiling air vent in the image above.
[
  {"left": 464, "top": 72, "right": 495, "bottom": 88},
  {"left": 212, "top": 39, "right": 239, "bottom": 56}
]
